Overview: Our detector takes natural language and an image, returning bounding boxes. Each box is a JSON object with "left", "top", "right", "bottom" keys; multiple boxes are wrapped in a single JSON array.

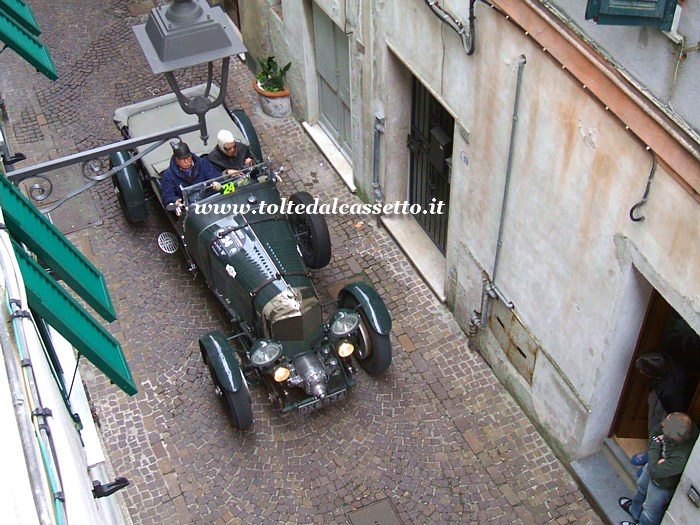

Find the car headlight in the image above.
[
  {"left": 273, "top": 366, "right": 290, "bottom": 382},
  {"left": 337, "top": 341, "right": 354, "bottom": 358},
  {"left": 330, "top": 311, "right": 360, "bottom": 337},
  {"left": 250, "top": 340, "right": 283, "bottom": 367}
]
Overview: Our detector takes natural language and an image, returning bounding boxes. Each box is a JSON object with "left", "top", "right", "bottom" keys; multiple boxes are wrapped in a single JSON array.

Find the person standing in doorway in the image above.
[
  {"left": 630, "top": 353, "right": 689, "bottom": 470},
  {"left": 619, "top": 412, "right": 698, "bottom": 525}
]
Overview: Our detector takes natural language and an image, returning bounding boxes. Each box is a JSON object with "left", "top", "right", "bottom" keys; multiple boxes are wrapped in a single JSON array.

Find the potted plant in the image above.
[{"left": 253, "top": 56, "right": 292, "bottom": 117}]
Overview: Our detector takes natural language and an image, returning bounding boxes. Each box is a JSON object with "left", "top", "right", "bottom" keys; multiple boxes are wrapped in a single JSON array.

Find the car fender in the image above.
[
  {"left": 231, "top": 109, "right": 263, "bottom": 163},
  {"left": 199, "top": 331, "right": 245, "bottom": 393},
  {"left": 109, "top": 150, "right": 148, "bottom": 223},
  {"left": 338, "top": 281, "right": 392, "bottom": 336}
]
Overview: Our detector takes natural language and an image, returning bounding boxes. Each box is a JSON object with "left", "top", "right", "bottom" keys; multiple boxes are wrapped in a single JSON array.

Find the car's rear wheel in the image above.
[
  {"left": 109, "top": 151, "right": 148, "bottom": 223},
  {"left": 341, "top": 297, "right": 392, "bottom": 375},
  {"left": 224, "top": 387, "right": 254, "bottom": 430},
  {"left": 288, "top": 191, "right": 332, "bottom": 269}
]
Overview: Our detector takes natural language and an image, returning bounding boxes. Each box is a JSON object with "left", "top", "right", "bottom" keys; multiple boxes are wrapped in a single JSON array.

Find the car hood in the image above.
[{"left": 187, "top": 187, "right": 318, "bottom": 330}]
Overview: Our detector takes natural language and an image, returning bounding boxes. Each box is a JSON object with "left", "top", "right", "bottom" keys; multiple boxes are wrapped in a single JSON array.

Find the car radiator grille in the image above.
[{"left": 273, "top": 306, "right": 323, "bottom": 342}]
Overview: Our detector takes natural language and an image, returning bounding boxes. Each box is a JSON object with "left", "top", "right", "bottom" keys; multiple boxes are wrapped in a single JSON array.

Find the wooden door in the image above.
[
  {"left": 313, "top": 3, "right": 352, "bottom": 157},
  {"left": 614, "top": 291, "right": 700, "bottom": 438}
]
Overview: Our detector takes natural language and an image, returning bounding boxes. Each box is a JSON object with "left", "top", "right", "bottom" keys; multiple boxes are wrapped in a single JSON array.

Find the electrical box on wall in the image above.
[
  {"left": 429, "top": 126, "right": 452, "bottom": 174},
  {"left": 489, "top": 300, "right": 539, "bottom": 384}
]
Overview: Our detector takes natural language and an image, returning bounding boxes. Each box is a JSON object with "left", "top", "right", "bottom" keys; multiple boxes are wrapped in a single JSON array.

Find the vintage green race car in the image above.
[{"left": 111, "top": 85, "right": 392, "bottom": 429}]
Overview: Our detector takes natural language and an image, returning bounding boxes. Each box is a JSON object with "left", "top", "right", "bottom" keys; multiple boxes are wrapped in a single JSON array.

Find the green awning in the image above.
[
  {"left": 0, "top": 5, "right": 56, "bottom": 80},
  {"left": 12, "top": 240, "right": 137, "bottom": 395},
  {"left": 0, "top": 0, "right": 41, "bottom": 35},
  {"left": 0, "top": 175, "right": 115, "bottom": 321}
]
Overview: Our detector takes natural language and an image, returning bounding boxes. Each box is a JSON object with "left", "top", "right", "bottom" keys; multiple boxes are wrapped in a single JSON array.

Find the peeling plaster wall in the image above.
[
  {"left": 314, "top": 0, "right": 345, "bottom": 27},
  {"left": 379, "top": 1, "right": 700, "bottom": 460}
]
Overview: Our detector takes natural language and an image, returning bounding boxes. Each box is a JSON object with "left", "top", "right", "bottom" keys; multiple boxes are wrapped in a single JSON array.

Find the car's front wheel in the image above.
[
  {"left": 224, "top": 386, "right": 254, "bottom": 430},
  {"left": 288, "top": 191, "right": 332, "bottom": 269},
  {"left": 202, "top": 346, "right": 254, "bottom": 430},
  {"left": 341, "top": 297, "right": 392, "bottom": 375}
]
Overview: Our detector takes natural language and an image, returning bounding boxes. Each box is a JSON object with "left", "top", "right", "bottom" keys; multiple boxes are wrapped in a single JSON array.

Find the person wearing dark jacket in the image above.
[
  {"left": 636, "top": 353, "right": 688, "bottom": 431},
  {"left": 630, "top": 353, "right": 689, "bottom": 469},
  {"left": 207, "top": 129, "right": 254, "bottom": 174},
  {"left": 161, "top": 140, "right": 221, "bottom": 216},
  {"left": 619, "top": 412, "right": 698, "bottom": 525}
]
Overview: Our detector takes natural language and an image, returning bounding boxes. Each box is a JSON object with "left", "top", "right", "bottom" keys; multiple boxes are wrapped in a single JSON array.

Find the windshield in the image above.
[{"left": 181, "top": 162, "right": 270, "bottom": 207}]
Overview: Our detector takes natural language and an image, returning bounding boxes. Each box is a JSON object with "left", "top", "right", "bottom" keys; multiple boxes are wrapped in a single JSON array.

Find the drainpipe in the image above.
[
  {"left": 372, "top": 113, "right": 386, "bottom": 227},
  {"left": 0, "top": 220, "right": 55, "bottom": 525},
  {"left": 471, "top": 55, "right": 526, "bottom": 331}
]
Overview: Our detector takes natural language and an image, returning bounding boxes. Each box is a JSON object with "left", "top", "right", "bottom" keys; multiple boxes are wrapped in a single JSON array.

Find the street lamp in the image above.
[
  {"left": 6, "top": 0, "right": 246, "bottom": 206},
  {"left": 133, "top": 0, "right": 246, "bottom": 144}
]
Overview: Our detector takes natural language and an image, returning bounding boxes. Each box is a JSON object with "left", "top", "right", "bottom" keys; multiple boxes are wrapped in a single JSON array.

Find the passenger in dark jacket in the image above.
[
  {"left": 160, "top": 141, "right": 221, "bottom": 215},
  {"left": 207, "top": 129, "right": 254, "bottom": 174}
]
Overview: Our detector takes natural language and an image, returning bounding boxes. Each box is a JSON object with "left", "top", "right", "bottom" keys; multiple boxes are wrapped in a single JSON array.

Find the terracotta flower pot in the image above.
[{"left": 253, "top": 80, "right": 291, "bottom": 117}]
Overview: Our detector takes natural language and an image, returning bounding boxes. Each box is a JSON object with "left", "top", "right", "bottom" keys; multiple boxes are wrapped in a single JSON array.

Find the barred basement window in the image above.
[{"left": 585, "top": 0, "right": 679, "bottom": 31}]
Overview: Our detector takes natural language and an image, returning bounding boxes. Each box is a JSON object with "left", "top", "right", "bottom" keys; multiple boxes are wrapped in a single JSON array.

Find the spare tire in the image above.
[{"left": 288, "top": 191, "right": 332, "bottom": 269}]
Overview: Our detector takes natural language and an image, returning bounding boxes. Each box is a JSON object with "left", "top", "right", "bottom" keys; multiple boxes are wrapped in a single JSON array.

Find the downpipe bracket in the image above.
[{"left": 485, "top": 281, "right": 514, "bottom": 309}]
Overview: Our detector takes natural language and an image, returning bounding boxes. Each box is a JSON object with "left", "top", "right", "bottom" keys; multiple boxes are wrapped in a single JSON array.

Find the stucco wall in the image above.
[
  {"left": 239, "top": 0, "right": 377, "bottom": 191},
  {"left": 314, "top": 0, "right": 345, "bottom": 27},
  {"left": 380, "top": 0, "right": 700, "bottom": 459},
  {"left": 667, "top": 437, "right": 700, "bottom": 525}
]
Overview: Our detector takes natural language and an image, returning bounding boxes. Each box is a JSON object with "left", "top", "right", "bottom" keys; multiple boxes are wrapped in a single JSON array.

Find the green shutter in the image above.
[
  {"left": 12, "top": 240, "right": 137, "bottom": 396},
  {"left": 0, "top": 175, "right": 116, "bottom": 322},
  {"left": 601, "top": 1, "right": 666, "bottom": 18},
  {"left": 0, "top": 6, "right": 56, "bottom": 80},
  {"left": 0, "top": 0, "right": 41, "bottom": 36},
  {"left": 585, "top": 0, "right": 678, "bottom": 31}
]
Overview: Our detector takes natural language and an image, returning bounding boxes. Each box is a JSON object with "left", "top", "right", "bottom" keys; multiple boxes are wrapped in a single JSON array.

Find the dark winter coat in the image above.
[
  {"left": 206, "top": 142, "right": 253, "bottom": 172},
  {"left": 648, "top": 421, "right": 698, "bottom": 490},
  {"left": 160, "top": 153, "right": 220, "bottom": 205}
]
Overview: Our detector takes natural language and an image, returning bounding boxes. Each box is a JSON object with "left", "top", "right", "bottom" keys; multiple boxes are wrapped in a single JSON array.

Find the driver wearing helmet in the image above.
[
  {"left": 161, "top": 139, "right": 222, "bottom": 216},
  {"left": 207, "top": 129, "right": 254, "bottom": 176}
]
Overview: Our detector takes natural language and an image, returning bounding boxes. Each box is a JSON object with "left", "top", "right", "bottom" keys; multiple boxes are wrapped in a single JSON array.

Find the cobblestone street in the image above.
[{"left": 1, "top": 1, "right": 602, "bottom": 524}]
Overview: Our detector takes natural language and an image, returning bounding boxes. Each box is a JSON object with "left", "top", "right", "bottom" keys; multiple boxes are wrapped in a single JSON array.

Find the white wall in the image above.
[
  {"left": 666, "top": 438, "right": 700, "bottom": 525},
  {"left": 0, "top": 228, "right": 130, "bottom": 525}
]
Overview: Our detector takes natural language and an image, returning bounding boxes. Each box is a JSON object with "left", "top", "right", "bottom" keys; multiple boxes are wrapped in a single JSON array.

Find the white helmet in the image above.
[{"left": 217, "top": 129, "right": 235, "bottom": 151}]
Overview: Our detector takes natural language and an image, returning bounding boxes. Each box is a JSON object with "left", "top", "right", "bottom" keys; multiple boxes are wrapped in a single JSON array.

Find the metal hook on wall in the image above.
[{"left": 629, "top": 150, "right": 657, "bottom": 222}]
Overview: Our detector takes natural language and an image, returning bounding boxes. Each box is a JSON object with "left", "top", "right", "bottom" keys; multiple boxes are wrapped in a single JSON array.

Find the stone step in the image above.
[
  {"left": 602, "top": 437, "right": 642, "bottom": 489},
  {"left": 571, "top": 449, "right": 637, "bottom": 525}
]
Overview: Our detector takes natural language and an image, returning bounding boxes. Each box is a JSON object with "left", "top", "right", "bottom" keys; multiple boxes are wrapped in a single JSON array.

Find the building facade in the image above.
[{"left": 237, "top": 0, "right": 700, "bottom": 522}]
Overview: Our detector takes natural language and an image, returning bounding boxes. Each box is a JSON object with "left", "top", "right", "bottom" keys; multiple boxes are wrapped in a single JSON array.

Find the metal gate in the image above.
[
  {"left": 408, "top": 79, "right": 453, "bottom": 254},
  {"left": 313, "top": 2, "right": 352, "bottom": 156}
]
